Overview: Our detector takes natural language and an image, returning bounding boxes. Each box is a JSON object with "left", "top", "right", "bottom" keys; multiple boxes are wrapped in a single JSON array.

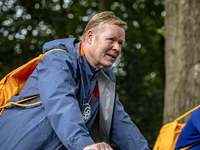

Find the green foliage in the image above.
[{"left": 0, "top": 0, "right": 164, "bottom": 146}]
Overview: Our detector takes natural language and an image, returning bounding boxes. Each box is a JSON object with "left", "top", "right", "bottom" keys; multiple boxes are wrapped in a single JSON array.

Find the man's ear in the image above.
[{"left": 86, "top": 30, "right": 93, "bottom": 44}]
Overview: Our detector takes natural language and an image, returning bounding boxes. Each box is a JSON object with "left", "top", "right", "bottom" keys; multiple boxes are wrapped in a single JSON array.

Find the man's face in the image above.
[{"left": 87, "top": 23, "right": 125, "bottom": 69}]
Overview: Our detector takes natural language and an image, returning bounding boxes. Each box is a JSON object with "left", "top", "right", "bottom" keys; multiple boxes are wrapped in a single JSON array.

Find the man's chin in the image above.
[
  {"left": 104, "top": 63, "right": 113, "bottom": 68},
  {"left": 99, "top": 61, "right": 114, "bottom": 69}
]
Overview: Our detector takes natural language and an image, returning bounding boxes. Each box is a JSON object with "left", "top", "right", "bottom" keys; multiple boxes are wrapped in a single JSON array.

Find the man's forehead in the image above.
[{"left": 106, "top": 29, "right": 125, "bottom": 40}]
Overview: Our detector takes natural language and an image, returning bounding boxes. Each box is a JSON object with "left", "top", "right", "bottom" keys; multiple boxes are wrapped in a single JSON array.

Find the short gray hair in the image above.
[{"left": 79, "top": 11, "right": 127, "bottom": 42}]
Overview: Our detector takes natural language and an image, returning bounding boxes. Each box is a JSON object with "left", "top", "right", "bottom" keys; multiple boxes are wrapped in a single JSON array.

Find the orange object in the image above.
[
  {"left": 0, "top": 49, "right": 66, "bottom": 116},
  {"left": 153, "top": 105, "right": 200, "bottom": 150}
]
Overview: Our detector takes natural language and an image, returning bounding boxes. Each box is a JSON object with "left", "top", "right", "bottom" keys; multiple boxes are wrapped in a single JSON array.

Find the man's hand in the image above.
[{"left": 83, "top": 142, "right": 113, "bottom": 150}]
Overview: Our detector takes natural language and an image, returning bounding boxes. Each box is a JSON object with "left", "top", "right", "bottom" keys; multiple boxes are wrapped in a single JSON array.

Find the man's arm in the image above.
[
  {"left": 110, "top": 94, "right": 150, "bottom": 150},
  {"left": 37, "top": 50, "right": 94, "bottom": 149}
]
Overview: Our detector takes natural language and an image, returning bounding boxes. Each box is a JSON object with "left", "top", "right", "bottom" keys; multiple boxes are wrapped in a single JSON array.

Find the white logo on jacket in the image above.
[{"left": 82, "top": 103, "right": 91, "bottom": 123}]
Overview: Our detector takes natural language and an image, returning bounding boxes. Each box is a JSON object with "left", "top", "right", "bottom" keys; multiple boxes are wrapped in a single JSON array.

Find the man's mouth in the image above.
[{"left": 107, "top": 54, "right": 115, "bottom": 59}]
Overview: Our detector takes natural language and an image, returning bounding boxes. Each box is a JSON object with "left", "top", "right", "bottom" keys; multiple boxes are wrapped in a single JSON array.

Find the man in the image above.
[{"left": 0, "top": 11, "right": 149, "bottom": 150}]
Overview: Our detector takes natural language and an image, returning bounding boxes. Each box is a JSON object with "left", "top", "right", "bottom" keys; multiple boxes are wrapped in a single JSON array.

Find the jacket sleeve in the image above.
[
  {"left": 36, "top": 50, "right": 94, "bottom": 150},
  {"left": 110, "top": 94, "right": 150, "bottom": 150}
]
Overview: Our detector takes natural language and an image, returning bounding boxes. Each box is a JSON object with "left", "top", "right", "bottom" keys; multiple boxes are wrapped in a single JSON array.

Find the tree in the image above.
[{"left": 164, "top": 0, "right": 200, "bottom": 124}]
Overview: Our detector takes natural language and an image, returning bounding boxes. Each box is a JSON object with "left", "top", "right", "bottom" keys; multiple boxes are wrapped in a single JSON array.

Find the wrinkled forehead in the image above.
[
  {"left": 104, "top": 24, "right": 125, "bottom": 38},
  {"left": 97, "top": 23, "right": 125, "bottom": 35}
]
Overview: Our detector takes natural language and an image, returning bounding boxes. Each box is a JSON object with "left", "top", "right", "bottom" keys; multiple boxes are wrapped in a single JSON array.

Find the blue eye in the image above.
[{"left": 118, "top": 42, "right": 123, "bottom": 45}]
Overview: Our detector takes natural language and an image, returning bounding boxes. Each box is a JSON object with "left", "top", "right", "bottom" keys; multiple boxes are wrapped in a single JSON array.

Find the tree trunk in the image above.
[
  {"left": 164, "top": 0, "right": 200, "bottom": 124},
  {"left": 99, "top": 0, "right": 107, "bottom": 11}
]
